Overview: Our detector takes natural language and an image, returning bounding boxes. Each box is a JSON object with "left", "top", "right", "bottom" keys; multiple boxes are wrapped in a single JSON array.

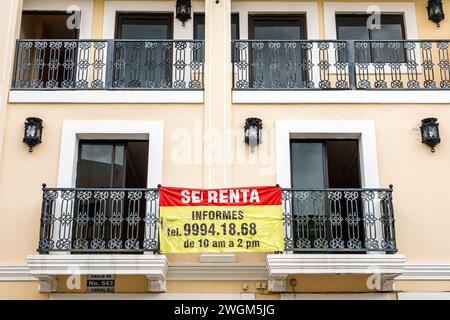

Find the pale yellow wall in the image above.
[
  {"left": 0, "top": 104, "right": 204, "bottom": 262},
  {"left": 0, "top": 0, "right": 449, "bottom": 299},
  {"left": 0, "top": 282, "right": 48, "bottom": 300}
]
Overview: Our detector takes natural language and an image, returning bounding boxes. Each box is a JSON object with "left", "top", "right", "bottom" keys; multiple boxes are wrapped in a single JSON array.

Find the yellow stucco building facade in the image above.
[{"left": 0, "top": 0, "right": 449, "bottom": 300}]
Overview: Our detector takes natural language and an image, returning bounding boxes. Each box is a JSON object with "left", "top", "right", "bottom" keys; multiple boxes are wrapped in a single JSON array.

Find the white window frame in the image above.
[
  {"left": 22, "top": 0, "right": 93, "bottom": 39},
  {"left": 231, "top": 2, "right": 320, "bottom": 40},
  {"left": 102, "top": 0, "right": 205, "bottom": 39},
  {"left": 275, "top": 120, "right": 379, "bottom": 189},
  {"left": 57, "top": 120, "right": 164, "bottom": 188},
  {"left": 323, "top": 2, "right": 419, "bottom": 41},
  {"left": 324, "top": 2, "right": 420, "bottom": 75}
]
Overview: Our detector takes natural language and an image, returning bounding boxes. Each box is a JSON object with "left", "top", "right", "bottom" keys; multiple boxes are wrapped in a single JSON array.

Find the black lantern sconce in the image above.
[
  {"left": 23, "top": 117, "right": 43, "bottom": 152},
  {"left": 176, "top": 0, "right": 192, "bottom": 26},
  {"left": 244, "top": 118, "right": 263, "bottom": 153},
  {"left": 428, "top": 0, "right": 445, "bottom": 27},
  {"left": 420, "top": 118, "right": 441, "bottom": 152}
]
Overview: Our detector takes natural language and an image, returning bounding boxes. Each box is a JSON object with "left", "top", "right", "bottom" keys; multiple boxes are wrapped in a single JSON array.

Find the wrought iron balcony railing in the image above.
[
  {"left": 39, "top": 186, "right": 159, "bottom": 254},
  {"left": 12, "top": 39, "right": 204, "bottom": 90},
  {"left": 282, "top": 187, "right": 397, "bottom": 253},
  {"left": 38, "top": 186, "right": 396, "bottom": 254},
  {"left": 232, "top": 40, "right": 450, "bottom": 90}
]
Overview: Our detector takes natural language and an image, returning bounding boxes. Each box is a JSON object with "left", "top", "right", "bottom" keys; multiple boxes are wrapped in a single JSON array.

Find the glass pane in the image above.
[
  {"left": 118, "top": 15, "right": 171, "bottom": 40},
  {"left": 125, "top": 141, "right": 149, "bottom": 188},
  {"left": 253, "top": 22, "right": 302, "bottom": 40},
  {"left": 326, "top": 140, "right": 361, "bottom": 188},
  {"left": 77, "top": 143, "right": 113, "bottom": 188},
  {"left": 113, "top": 144, "right": 125, "bottom": 188},
  {"left": 371, "top": 24, "right": 403, "bottom": 40},
  {"left": 291, "top": 142, "right": 325, "bottom": 189},
  {"left": 194, "top": 14, "right": 205, "bottom": 40},
  {"left": 250, "top": 16, "right": 307, "bottom": 88},
  {"left": 231, "top": 15, "right": 239, "bottom": 40},
  {"left": 338, "top": 26, "right": 370, "bottom": 40}
]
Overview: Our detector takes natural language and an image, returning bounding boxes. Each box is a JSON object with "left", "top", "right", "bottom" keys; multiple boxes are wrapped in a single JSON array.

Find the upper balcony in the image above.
[
  {"left": 12, "top": 39, "right": 204, "bottom": 91},
  {"left": 232, "top": 39, "right": 450, "bottom": 91}
]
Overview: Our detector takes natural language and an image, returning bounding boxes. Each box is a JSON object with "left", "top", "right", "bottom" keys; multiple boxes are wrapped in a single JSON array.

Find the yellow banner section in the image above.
[{"left": 159, "top": 205, "right": 284, "bottom": 253}]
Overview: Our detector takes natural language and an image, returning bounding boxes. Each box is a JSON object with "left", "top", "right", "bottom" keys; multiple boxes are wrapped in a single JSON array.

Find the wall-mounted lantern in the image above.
[
  {"left": 244, "top": 118, "right": 263, "bottom": 153},
  {"left": 23, "top": 117, "right": 43, "bottom": 152},
  {"left": 420, "top": 118, "right": 441, "bottom": 152},
  {"left": 428, "top": 0, "right": 445, "bottom": 27},
  {"left": 176, "top": 0, "right": 192, "bottom": 26}
]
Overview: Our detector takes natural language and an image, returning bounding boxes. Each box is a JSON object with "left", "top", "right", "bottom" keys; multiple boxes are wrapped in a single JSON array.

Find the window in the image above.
[
  {"left": 249, "top": 14, "right": 307, "bottom": 40},
  {"left": 336, "top": 14, "right": 405, "bottom": 41},
  {"left": 290, "top": 139, "right": 363, "bottom": 251},
  {"left": 73, "top": 140, "right": 149, "bottom": 252},
  {"left": 20, "top": 11, "right": 79, "bottom": 89},
  {"left": 76, "top": 140, "right": 149, "bottom": 188},
  {"left": 336, "top": 14, "right": 406, "bottom": 63},
  {"left": 114, "top": 13, "right": 174, "bottom": 88},
  {"left": 248, "top": 14, "right": 308, "bottom": 88},
  {"left": 193, "top": 13, "right": 240, "bottom": 40},
  {"left": 115, "top": 12, "right": 173, "bottom": 39},
  {"left": 290, "top": 139, "right": 361, "bottom": 189},
  {"left": 21, "top": 11, "right": 79, "bottom": 39}
]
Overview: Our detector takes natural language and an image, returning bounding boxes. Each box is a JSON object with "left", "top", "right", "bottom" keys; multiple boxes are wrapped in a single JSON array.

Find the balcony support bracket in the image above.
[
  {"left": 36, "top": 275, "right": 57, "bottom": 293},
  {"left": 268, "top": 275, "right": 288, "bottom": 292}
]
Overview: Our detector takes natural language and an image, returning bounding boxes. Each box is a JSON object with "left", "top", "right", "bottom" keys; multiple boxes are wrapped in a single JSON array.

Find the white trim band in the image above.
[
  {"left": 9, "top": 91, "right": 204, "bottom": 104},
  {"left": 233, "top": 91, "right": 450, "bottom": 104}
]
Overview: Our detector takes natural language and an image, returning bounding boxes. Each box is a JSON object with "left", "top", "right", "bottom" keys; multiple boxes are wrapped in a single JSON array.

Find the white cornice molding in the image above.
[
  {"left": 167, "top": 262, "right": 268, "bottom": 280},
  {"left": 266, "top": 254, "right": 407, "bottom": 292},
  {"left": 26, "top": 254, "right": 169, "bottom": 293},
  {"left": 397, "top": 263, "right": 450, "bottom": 280},
  {"left": 4, "top": 259, "right": 450, "bottom": 284},
  {"left": 9, "top": 91, "right": 204, "bottom": 104},
  {"left": 267, "top": 254, "right": 406, "bottom": 275},
  {"left": 233, "top": 91, "right": 450, "bottom": 104},
  {"left": 27, "top": 254, "right": 168, "bottom": 276},
  {"left": 0, "top": 265, "right": 36, "bottom": 281}
]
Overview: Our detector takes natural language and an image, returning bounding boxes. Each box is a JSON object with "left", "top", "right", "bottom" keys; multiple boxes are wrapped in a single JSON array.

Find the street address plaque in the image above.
[{"left": 86, "top": 274, "right": 115, "bottom": 293}]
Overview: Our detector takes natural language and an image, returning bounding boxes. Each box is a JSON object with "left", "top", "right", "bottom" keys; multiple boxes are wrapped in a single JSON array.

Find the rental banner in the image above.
[{"left": 159, "top": 186, "right": 284, "bottom": 253}]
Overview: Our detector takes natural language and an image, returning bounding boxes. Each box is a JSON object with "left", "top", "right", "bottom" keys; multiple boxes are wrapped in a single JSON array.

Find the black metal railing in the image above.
[
  {"left": 12, "top": 39, "right": 204, "bottom": 90},
  {"left": 38, "top": 185, "right": 159, "bottom": 253},
  {"left": 232, "top": 40, "right": 450, "bottom": 90},
  {"left": 282, "top": 187, "right": 397, "bottom": 253},
  {"left": 38, "top": 186, "right": 396, "bottom": 254}
]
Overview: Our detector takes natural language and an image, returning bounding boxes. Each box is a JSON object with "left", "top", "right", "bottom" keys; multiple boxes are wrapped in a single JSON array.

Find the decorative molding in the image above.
[
  {"left": 282, "top": 293, "right": 393, "bottom": 300},
  {"left": 199, "top": 253, "right": 236, "bottom": 263},
  {"left": 398, "top": 292, "right": 450, "bottom": 300},
  {"left": 397, "top": 263, "right": 450, "bottom": 280},
  {"left": 266, "top": 254, "right": 406, "bottom": 292},
  {"left": 275, "top": 120, "right": 379, "bottom": 189},
  {"left": 231, "top": 2, "right": 320, "bottom": 40},
  {"left": 167, "top": 262, "right": 268, "bottom": 280},
  {"left": 50, "top": 293, "right": 257, "bottom": 300},
  {"left": 58, "top": 120, "right": 164, "bottom": 188},
  {"left": 27, "top": 254, "right": 169, "bottom": 293},
  {"left": 323, "top": 2, "right": 419, "bottom": 40},
  {"left": 233, "top": 91, "right": 450, "bottom": 104},
  {"left": 103, "top": 1, "right": 205, "bottom": 40},
  {"left": 5, "top": 259, "right": 450, "bottom": 286},
  {"left": 9, "top": 91, "right": 204, "bottom": 104},
  {"left": 0, "top": 265, "right": 36, "bottom": 281}
]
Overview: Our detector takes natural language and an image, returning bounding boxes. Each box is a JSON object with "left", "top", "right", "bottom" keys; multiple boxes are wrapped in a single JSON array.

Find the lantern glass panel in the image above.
[{"left": 26, "top": 125, "right": 37, "bottom": 138}]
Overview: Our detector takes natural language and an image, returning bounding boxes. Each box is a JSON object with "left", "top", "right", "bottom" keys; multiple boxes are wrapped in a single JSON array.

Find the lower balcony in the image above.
[
  {"left": 29, "top": 185, "right": 403, "bottom": 293},
  {"left": 36, "top": 186, "right": 397, "bottom": 255}
]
